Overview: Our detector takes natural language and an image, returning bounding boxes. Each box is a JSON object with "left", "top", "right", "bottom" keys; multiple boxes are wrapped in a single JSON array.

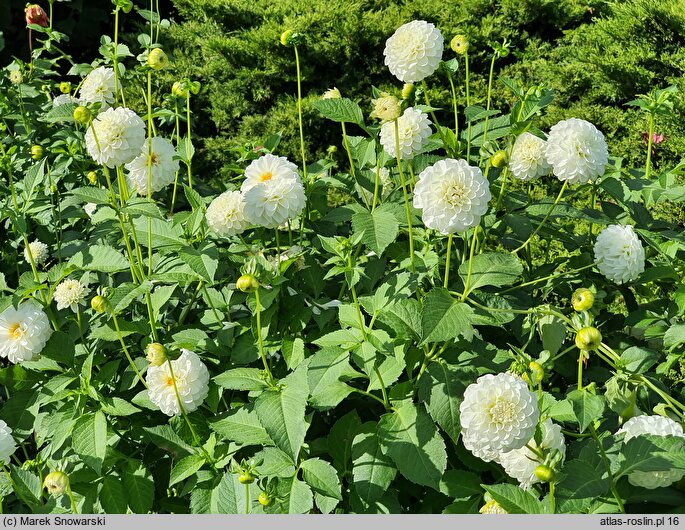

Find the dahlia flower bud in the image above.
[
  {"left": 25, "top": 4, "right": 49, "bottom": 27},
  {"left": 571, "top": 288, "right": 594, "bottom": 312},
  {"left": 575, "top": 326, "right": 602, "bottom": 351},
  {"left": 238, "top": 473, "right": 255, "bottom": 484},
  {"left": 146, "top": 343, "right": 167, "bottom": 367},
  {"left": 450, "top": 35, "right": 469, "bottom": 55},
  {"left": 258, "top": 491, "right": 275, "bottom": 507},
  {"left": 147, "top": 48, "right": 169, "bottom": 70},
  {"left": 490, "top": 150, "right": 507, "bottom": 168},
  {"left": 322, "top": 87, "right": 341, "bottom": 100},
  {"left": 90, "top": 295, "right": 109, "bottom": 313},
  {"left": 401, "top": 83, "right": 416, "bottom": 101},
  {"left": 87, "top": 171, "right": 98, "bottom": 184},
  {"left": 528, "top": 361, "right": 544, "bottom": 384},
  {"left": 280, "top": 30, "right": 304, "bottom": 47},
  {"left": 280, "top": 30, "right": 293, "bottom": 46},
  {"left": 327, "top": 145, "right": 338, "bottom": 155},
  {"left": 189, "top": 81, "right": 201, "bottom": 95},
  {"left": 73, "top": 106, "right": 92, "bottom": 125},
  {"left": 31, "top": 145, "right": 43, "bottom": 160},
  {"left": 44, "top": 471, "right": 69, "bottom": 496},
  {"left": 371, "top": 94, "right": 401, "bottom": 123},
  {"left": 534, "top": 465, "right": 554, "bottom": 483},
  {"left": 59, "top": 82, "right": 71, "bottom": 94},
  {"left": 117, "top": 0, "right": 133, "bottom": 13},
  {"left": 171, "top": 82, "right": 186, "bottom": 98},
  {"left": 237, "top": 274, "right": 260, "bottom": 293}
]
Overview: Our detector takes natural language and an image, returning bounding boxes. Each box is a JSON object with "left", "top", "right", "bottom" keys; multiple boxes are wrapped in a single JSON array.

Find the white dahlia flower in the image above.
[
  {"left": 0, "top": 301, "right": 52, "bottom": 363},
  {"left": 146, "top": 349, "right": 210, "bottom": 416},
  {"left": 509, "top": 132, "right": 551, "bottom": 181},
  {"left": 85, "top": 107, "right": 146, "bottom": 168},
  {"left": 460, "top": 372, "right": 539, "bottom": 461},
  {"left": 84, "top": 203, "right": 97, "bottom": 218},
  {"left": 545, "top": 118, "right": 608, "bottom": 184},
  {"left": 593, "top": 225, "right": 645, "bottom": 284},
  {"left": 413, "top": 158, "right": 491, "bottom": 234},
  {"left": 52, "top": 94, "right": 76, "bottom": 107},
  {"left": 243, "top": 176, "right": 306, "bottom": 229},
  {"left": 499, "top": 419, "right": 566, "bottom": 490},
  {"left": 53, "top": 279, "right": 88, "bottom": 313},
  {"left": 0, "top": 421, "right": 16, "bottom": 465},
  {"left": 206, "top": 190, "right": 249, "bottom": 237},
  {"left": 383, "top": 20, "right": 444, "bottom": 83},
  {"left": 617, "top": 415, "right": 685, "bottom": 489},
  {"left": 379, "top": 107, "right": 432, "bottom": 160},
  {"left": 78, "top": 66, "right": 115, "bottom": 110},
  {"left": 479, "top": 494, "right": 508, "bottom": 515},
  {"left": 356, "top": 167, "right": 392, "bottom": 204},
  {"left": 24, "top": 240, "right": 49, "bottom": 266},
  {"left": 125, "top": 137, "right": 179, "bottom": 195},
  {"left": 242, "top": 154, "right": 299, "bottom": 193}
]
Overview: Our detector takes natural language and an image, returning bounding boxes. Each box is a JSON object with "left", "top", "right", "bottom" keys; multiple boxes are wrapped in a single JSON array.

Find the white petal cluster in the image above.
[
  {"left": 617, "top": 415, "right": 685, "bottom": 489},
  {"left": 479, "top": 495, "right": 508, "bottom": 515},
  {"left": 147, "top": 349, "right": 210, "bottom": 416},
  {"left": 242, "top": 154, "right": 299, "bottom": 192},
  {"left": 78, "top": 66, "right": 115, "bottom": 110},
  {"left": 509, "top": 132, "right": 551, "bottom": 181},
  {"left": 24, "top": 240, "right": 49, "bottom": 266},
  {"left": 84, "top": 203, "right": 97, "bottom": 218},
  {"left": 206, "top": 190, "right": 249, "bottom": 237},
  {"left": 0, "top": 301, "right": 52, "bottom": 363},
  {"left": 52, "top": 94, "right": 76, "bottom": 107},
  {"left": 356, "top": 167, "right": 392, "bottom": 204},
  {"left": 125, "top": 137, "right": 179, "bottom": 195},
  {"left": 594, "top": 225, "right": 645, "bottom": 284},
  {"left": 85, "top": 107, "right": 146, "bottom": 168},
  {"left": 413, "top": 158, "right": 491, "bottom": 234},
  {"left": 0, "top": 420, "right": 16, "bottom": 465},
  {"left": 383, "top": 20, "right": 444, "bottom": 83},
  {"left": 53, "top": 279, "right": 88, "bottom": 313},
  {"left": 499, "top": 419, "right": 566, "bottom": 490},
  {"left": 460, "top": 373, "right": 540, "bottom": 462},
  {"left": 379, "top": 107, "right": 432, "bottom": 160},
  {"left": 545, "top": 118, "right": 608, "bottom": 184}
]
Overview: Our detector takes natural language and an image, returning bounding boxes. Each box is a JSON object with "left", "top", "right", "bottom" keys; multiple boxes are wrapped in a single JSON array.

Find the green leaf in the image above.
[
  {"left": 122, "top": 466, "right": 154, "bottom": 514},
  {"left": 70, "top": 186, "right": 111, "bottom": 205},
  {"left": 483, "top": 483, "right": 545, "bottom": 514},
  {"left": 538, "top": 314, "right": 567, "bottom": 356},
  {"left": 301, "top": 458, "right": 342, "bottom": 500},
  {"left": 213, "top": 368, "right": 269, "bottom": 391},
  {"left": 618, "top": 434, "right": 685, "bottom": 477},
  {"left": 352, "top": 423, "right": 397, "bottom": 504},
  {"left": 328, "top": 410, "right": 362, "bottom": 473},
  {"left": 377, "top": 403, "right": 447, "bottom": 490},
  {"left": 278, "top": 476, "right": 314, "bottom": 514},
  {"left": 458, "top": 252, "right": 523, "bottom": 296},
  {"left": 143, "top": 425, "right": 193, "bottom": 457},
  {"left": 557, "top": 458, "right": 609, "bottom": 499},
  {"left": 351, "top": 206, "right": 399, "bottom": 257},
  {"left": 255, "top": 367, "right": 309, "bottom": 461},
  {"left": 567, "top": 390, "right": 605, "bottom": 433},
  {"left": 664, "top": 324, "right": 685, "bottom": 349},
  {"left": 101, "top": 475, "right": 128, "bottom": 513},
  {"left": 68, "top": 245, "right": 130, "bottom": 273},
  {"left": 22, "top": 159, "right": 46, "bottom": 206},
  {"left": 312, "top": 97, "right": 365, "bottom": 126},
  {"left": 620, "top": 346, "right": 659, "bottom": 374},
  {"left": 178, "top": 245, "right": 219, "bottom": 282},
  {"left": 113, "top": 281, "right": 153, "bottom": 314},
  {"left": 72, "top": 411, "right": 107, "bottom": 474},
  {"left": 9, "top": 466, "right": 41, "bottom": 508},
  {"left": 420, "top": 288, "right": 474, "bottom": 345},
  {"left": 282, "top": 337, "right": 306, "bottom": 370},
  {"left": 169, "top": 454, "right": 206, "bottom": 487},
  {"left": 308, "top": 347, "right": 363, "bottom": 409},
  {"left": 211, "top": 473, "right": 248, "bottom": 514},
  {"left": 439, "top": 469, "right": 483, "bottom": 499},
  {"left": 134, "top": 217, "right": 185, "bottom": 249},
  {"left": 209, "top": 406, "right": 273, "bottom": 447}
]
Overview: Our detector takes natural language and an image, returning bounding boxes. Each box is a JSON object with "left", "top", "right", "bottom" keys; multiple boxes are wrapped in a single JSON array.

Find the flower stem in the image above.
[
  {"left": 447, "top": 72, "right": 459, "bottom": 139},
  {"left": 113, "top": 8, "right": 120, "bottom": 105},
  {"left": 645, "top": 113, "right": 655, "bottom": 180},
  {"left": 480, "top": 54, "right": 497, "bottom": 154},
  {"left": 577, "top": 350, "right": 584, "bottom": 391},
  {"left": 460, "top": 226, "right": 479, "bottom": 301},
  {"left": 443, "top": 234, "right": 453, "bottom": 288},
  {"left": 66, "top": 484, "right": 79, "bottom": 514},
  {"left": 589, "top": 424, "right": 625, "bottom": 514},
  {"left": 421, "top": 81, "right": 449, "bottom": 156},
  {"left": 371, "top": 163, "right": 381, "bottom": 211},
  {"left": 499, "top": 263, "right": 595, "bottom": 294},
  {"left": 513, "top": 180, "right": 568, "bottom": 254},
  {"left": 185, "top": 93, "right": 193, "bottom": 189},
  {"left": 254, "top": 288, "right": 275, "bottom": 385},
  {"left": 394, "top": 119, "right": 415, "bottom": 272},
  {"left": 294, "top": 45, "right": 307, "bottom": 183},
  {"left": 170, "top": 99, "right": 181, "bottom": 213},
  {"left": 111, "top": 311, "right": 148, "bottom": 388},
  {"left": 464, "top": 50, "right": 472, "bottom": 161},
  {"left": 146, "top": 70, "right": 154, "bottom": 277},
  {"left": 245, "top": 483, "right": 250, "bottom": 514}
]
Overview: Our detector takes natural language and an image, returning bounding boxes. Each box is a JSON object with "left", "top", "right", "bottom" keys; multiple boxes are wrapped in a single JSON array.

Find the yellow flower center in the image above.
[
  {"left": 488, "top": 398, "right": 516, "bottom": 427},
  {"left": 165, "top": 376, "right": 174, "bottom": 387},
  {"left": 260, "top": 171, "right": 273, "bottom": 182},
  {"left": 8, "top": 322, "right": 23, "bottom": 340}
]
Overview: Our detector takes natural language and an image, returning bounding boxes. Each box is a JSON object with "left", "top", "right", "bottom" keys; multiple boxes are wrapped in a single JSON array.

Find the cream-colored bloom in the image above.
[
  {"left": 545, "top": 118, "right": 608, "bottom": 184},
  {"left": 413, "top": 158, "right": 491, "bottom": 234},
  {"left": 78, "top": 66, "right": 116, "bottom": 110},
  {"left": 460, "top": 373, "right": 540, "bottom": 461},
  {"left": 617, "top": 415, "right": 685, "bottom": 489},
  {"left": 243, "top": 175, "right": 306, "bottom": 228},
  {"left": 0, "top": 421, "right": 16, "bottom": 465},
  {"left": 53, "top": 279, "right": 88, "bottom": 313},
  {"left": 384, "top": 20, "right": 444, "bottom": 83},
  {"left": 52, "top": 94, "right": 76, "bottom": 107},
  {"left": 242, "top": 154, "right": 299, "bottom": 193},
  {"left": 379, "top": 107, "right": 432, "bottom": 160},
  {"left": 371, "top": 94, "right": 401, "bottom": 123},
  {"left": 125, "top": 137, "right": 179, "bottom": 195},
  {"left": 322, "top": 87, "right": 341, "bottom": 99},
  {"left": 24, "top": 240, "right": 49, "bottom": 266},
  {"left": 85, "top": 107, "right": 146, "bottom": 168},
  {"left": 146, "top": 349, "right": 209, "bottom": 416},
  {"left": 0, "top": 301, "right": 52, "bottom": 363},
  {"left": 509, "top": 132, "right": 550, "bottom": 181},
  {"left": 206, "top": 190, "right": 249, "bottom": 237},
  {"left": 594, "top": 225, "right": 645, "bottom": 284}
]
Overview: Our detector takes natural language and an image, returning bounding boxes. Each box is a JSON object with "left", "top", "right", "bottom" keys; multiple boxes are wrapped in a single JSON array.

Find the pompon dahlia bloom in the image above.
[
  {"left": 242, "top": 154, "right": 299, "bottom": 193},
  {"left": 617, "top": 415, "right": 685, "bottom": 489},
  {"left": 85, "top": 107, "right": 146, "bottom": 168},
  {"left": 379, "top": 107, "right": 432, "bottom": 160},
  {"left": 413, "top": 159, "right": 491, "bottom": 234},
  {"left": 52, "top": 94, "right": 76, "bottom": 108},
  {"left": 206, "top": 190, "right": 249, "bottom": 237},
  {"left": 509, "top": 132, "right": 550, "bottom": 181},
  {"left": 383, "top": 20, "right": 444, "bottom": 83},
  {"left": 594, "top": 224, "right": 645, "bottom": 284},
  {"left": 24, "top": 240, "right": 49, "bottom": 266},
  {"left": 243, "top": 176, "right": 306, "bottom": 228},
  {"left": 78, "top": 66, "right": 116, "bottom": 110},
  {"left": 125, "top": 137, "right": 180, "bottom": 195},
  {"left": 146, "top": 349, "right": 210, "bottom": 416},
  {"left": 0, "top": 421, "right": 16, "bottom": 465},
  {"left": 0, "top": 302, "right": 52, "bottom": 363},
  {"left": 545, "top": 118, "right": 608, "bottom": 184},
  {"left": 53, "top": 279, "right": 88, "bottom": 313},
  {"left": 499, "top": 419, "right": 566, "bottom": 490},
  {"left": 460, "top": 373, "right": 540, "bottom": 462}
]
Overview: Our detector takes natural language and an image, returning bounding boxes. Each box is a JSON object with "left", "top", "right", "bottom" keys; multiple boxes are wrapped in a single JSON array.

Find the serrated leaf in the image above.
[
  {"left": 308, "top": 347, "right": 363, "bottom": 409},
  {"left": 301, "top": 458, "right": 342, "bottom": 500},
  {"left": 9, "top": 466, "right": 41, "bottom": 508},
  {"left": 620, "top": 346, "right": 659, "bottom": 374},
  {"left": 458, "top": 252, "right": 523, "bottom": 296},
  {"left": 567, "top": 390, "right": 605, "bottom": 433},
  {"left": 70, "top": 186, "right": 111, "bottom": 205},
  {"left": 22, "top": 159, "right": 46, "bottom": 206},
  {"left": 278, "top": 476, "right": 313, "bottom": 514},
  {"left": 664, "top": 324, "right": 685, "bottom": 349},
  {"left": 101, "top": 475, "right": 128, "bottom": 513},
  {"left": 211, "top": 473, "right": 249, "bottom": 514},
  {"left": 208, "top": 407, "right": 273, "bottom": 447},
  {"left": 68, "top": 245, "right": 130, "bottom": 273},
  {"left": 123, "top": 466, "right": 155, "bottom": 514},
  {"left": 312, "top": 98, "right": 365, "bottom": 126},
  {"left": 282, "top": 337, "right": 305, "bottom": 370},
  {"left": 214, "top": 368, "right": 269, "bottom": 391},
  {"left": 618, "top": 434, "right": 685, "bottom": 477},
  {"left": 483, "top": 483, "right": 545, "bottom": 514},
  {"left": 351, "top": 207, "right": 399, "bottom": 257},
  {"left": 420, "top": 288, "right": 474, "bottom": 345},
  {"left": 352, "top": 423, "right": 397, "bottom": 504},
  {"left": 169, "top": 454, "right": 206, "bottom": 487},
  {"left": 72, "top": 411, "right": 107, "bottom": 474},
  {"left": 178, "top": 245, "right": 219, "bottom": 282}
]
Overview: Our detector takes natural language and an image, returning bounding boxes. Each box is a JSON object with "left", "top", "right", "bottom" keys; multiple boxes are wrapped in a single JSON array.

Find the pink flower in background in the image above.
[
  {"left": 642, "top": 132, "right": 665, "bottom": 156},
  {"left": 25, "top": 4, "right": 49, "bottom": 27}
]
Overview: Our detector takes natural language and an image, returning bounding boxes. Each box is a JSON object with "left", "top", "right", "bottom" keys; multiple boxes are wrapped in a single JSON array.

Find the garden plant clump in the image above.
[{"left": 1, "top": 0, "right": 685, "bottom": 516}]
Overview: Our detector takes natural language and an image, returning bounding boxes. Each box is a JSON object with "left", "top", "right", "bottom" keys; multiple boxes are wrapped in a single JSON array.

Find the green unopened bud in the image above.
[
  {"left": 236, "top": 274, "right": 260, "bottom": 293},
  {"left": 401, "top": 83, "right": 416, "bottom": 101},
  {"left": 147, "top": 48, "right": 169, "bottom": 70},
  {"left": 171, "top": 81, "right": 188, "bottom": 98},
  {"left": 371, "top": 93, "right": 401, "bottom": 123},
  {"left": 327, "top": 145, "right": 337, "bottom": 155},
  {"left": 280, "top": 30, "right": 293, "bottom": 46},
  {"left": 258, "top": 491, "right": 274, "bottom": 507},
  {"left": 534, "top": 464, "right": 554, "bottom": 483},
  {"left": 59, "top": 82, "right": 71, "bottom": 94},
  {"left": 490, "top": 150, "right": 507, "bottom": 168},
  {"left": 189, "top": 81, "right": 201, "bottom": 95},
  {"left": 238, "top": 473, "right": 255, "bottom": 485},
  {"left": 575, "top": 326, "right": 602, "bottom": 351},
  {"left": 529, "top": 361, "right": 544, "bottom": 384},
  {"left": 30, "top": 145, "right": 43, "bottom": 160},
  {"left": 322, "top": 87, "right": 341, "bottom": 100},
  {"left": 87, "top": 171, "right": 98, "bottom": 184},
  {"left": 44, "top": 471, "right": 69, "bottom": 496},
  {"left": 145, "top": 342, "right": 167, "bottom": 366},
  {"left": 73, "top": 106, "right": 92, "bottom": 125},
  {"left": 571, "top": 288, "right": 594, "bottom": 312},
  {"left": 90, "top": 295, "right": 109, "bottom": 313},
  {"left": 450, "top": 35, "right": 470, "bottom": 55}
]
